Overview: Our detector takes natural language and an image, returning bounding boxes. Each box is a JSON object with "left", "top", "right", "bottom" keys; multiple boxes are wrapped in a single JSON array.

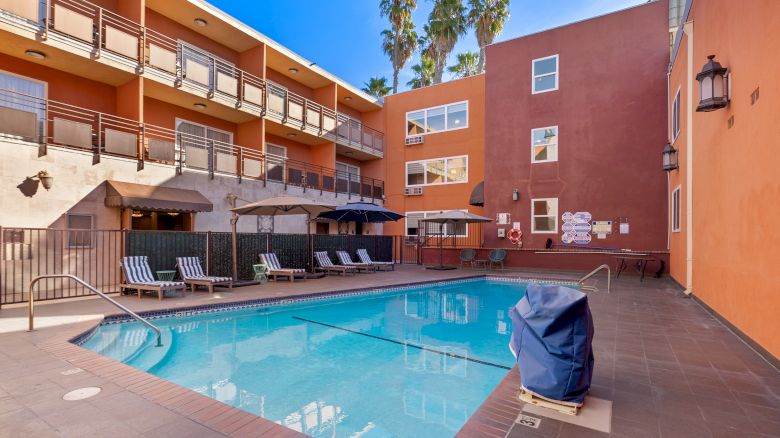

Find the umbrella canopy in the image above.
[
  {"left": 317, "top": 202, "right": 404, "bottom": 223},
  {"left": 421, "top": 210, "right": 493, "bottom": 224},
  {"left": 231, "top": 196, "right": 335, "bottom": 216}
]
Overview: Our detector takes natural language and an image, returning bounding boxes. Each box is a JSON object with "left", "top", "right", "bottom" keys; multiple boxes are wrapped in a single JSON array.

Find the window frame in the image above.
[
  {"left": 405, "top": 155, "right": 469, "bottom": 187},
  {"left": 671, "top": 185, "right": 681, "bottom": 232},
  {"left": 405, "top": 101, "right": 469, "bottom": 138},
  {"left": 405, "top": 210, "right": 469, "bottom": 238},
  {"left": 532, "top": 54, "right": 559, "bottom": 94},
  {"left": 0, "top": 69, "right": 48, "bottom": 141},
  {"left": 530, "top": 125, "right": 559, "bottom": 164},
  {"left": 671, "top": 87, "right": 681, "bottom": 143},
  {"left": 530, "top": 198, "right": 559, "bottom": 234},
  {"left": 66, "top": 213, "right": 94, "bottom": 248}
]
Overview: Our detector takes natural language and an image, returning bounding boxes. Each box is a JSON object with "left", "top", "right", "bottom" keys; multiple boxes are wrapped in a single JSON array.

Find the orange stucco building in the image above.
[{"left": 667, "top": 0, "right": 780, "bottom": 361}]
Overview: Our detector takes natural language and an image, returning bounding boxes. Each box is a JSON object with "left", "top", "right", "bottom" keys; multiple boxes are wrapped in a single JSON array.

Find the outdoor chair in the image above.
[
  {"left": 314, "top": 251, "right": 357, "bottom": 276},
  {"left": 259, "top": 253, "right": 306, "bottom": 282},
  {"left": 336, "top": 251, "right": 377, "bottom": 273},
  {"left": 175, "top": 257, "right": 233, "bottom": 294},
  {"left": 489, "top": 249, "right": 507, "bottom": 271},
  {"left": 459, "top": 248, "right": 477, "bottom": 268},
  {"left": 120, "top": 256, "right": 186, "bottom": 300},
  {"left": 356, "top": 249, "right": 395, "bottom": 271}
]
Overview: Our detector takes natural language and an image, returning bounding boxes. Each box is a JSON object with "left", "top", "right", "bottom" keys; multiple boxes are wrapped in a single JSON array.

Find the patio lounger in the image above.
[
  {"left": 356, "top": 249, "right": 395, "bottom": 271},
  {"left": 176, "top": 257, "right": 233, "bottom": 294},
  {"left": 314, "top": 251, "right": 356, "bottom": 276},
  {"left": 259, "top": 253, "right": 306, "bottom": 282},
  {"left": 336, "top": 251, "right": 377, "bottom": 273},
  {"left": 120, "top": 256, "right": 185, "bottom": 300}
]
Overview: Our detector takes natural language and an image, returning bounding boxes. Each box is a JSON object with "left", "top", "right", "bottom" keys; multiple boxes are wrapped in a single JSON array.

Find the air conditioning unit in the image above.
[
  {"left": 405, "top": 136, "right": 424, "bottom": 146},
  {"left": 404, "top": 187, "right": 424, "bottom": 196}
]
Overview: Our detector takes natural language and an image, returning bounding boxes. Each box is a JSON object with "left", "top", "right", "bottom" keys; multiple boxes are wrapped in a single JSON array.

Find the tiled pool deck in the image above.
[{"left": 0, "top": 265, "right": 778, "bottom": 437}]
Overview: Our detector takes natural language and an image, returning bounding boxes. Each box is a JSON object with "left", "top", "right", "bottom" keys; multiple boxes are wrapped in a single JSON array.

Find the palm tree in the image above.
[
  {"left": 380, "top": 0, "right": 418, "bottom": 94},
  {"left": 362, "top": 76, "right": 392, "bottom": 98},
  {"left": 427, "top": 0, "right": 469, "bottom": 84},
  {"left": 406, "top": 56, "right": 435, "bottom": 89},
  {"left": 447, "top": 51, "right": 480, "bottom": 78},
  {"left": 467, "top": 0, "right": 510, "bottom": 72}
]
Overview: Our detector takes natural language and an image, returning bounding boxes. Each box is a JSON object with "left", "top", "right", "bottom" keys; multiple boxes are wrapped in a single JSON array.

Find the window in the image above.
[
  {"left": 405, "top": 211, "right": 468, "bottom": 237},
  {"left": 175, "top": 119, "right": 233, "bottom": 170},
  {"left": 265, "top": 143, "right": 287, "bottom": 182},
  {"left": 531, "top": 198, "right": 558, "bottom": 233},
  {"left": 672, "top": 88, "right": 681, "bottom": 141},
  {"left": 405, "top": 101, "right": 469, "bottom": 137},
  {"left": 0, "top": 70, "right": 47, "bottom": 141},
  {"left": 532, "top": 55, "right": 559, "bottom": 94},
  {"left": 531, "top": 126, "right": 558, "bottom": 163},
  {"left": 406, "top": 156, "right": 468, "bottom": 186},
  {"left": 672, "top": 186, "right": 681, "bottom": 232},
  {"left": 336, "top": 161, "right": 360, "bottom": 193},
  {"left": 67, "top": 214, "right": 93, "bottom": 248}
]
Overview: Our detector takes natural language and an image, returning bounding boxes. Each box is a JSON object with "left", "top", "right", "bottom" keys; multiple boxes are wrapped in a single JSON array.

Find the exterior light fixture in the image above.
[
  {"left": 344, "top": 96, "right": 353, "bottom": 101},
  {"left": 662, "top": 143, "right": 678, "bottom": 171},
  {"left": 286, "top": 132, "right": 297, "bottom": 137},
  {"left": 131, "top": 210, "right": 144, "bottom": 218},
  {"left": 194, "top": 18, "right": 208, "bottom": 27},
  {"left": 193, "top": 103, "right": 207, "bottom": 109},
  {"left": 36, "top": 170, "right": 53, "bottom": 190},
  {"left": 344, "top": 151, "right": 354, "bottom": 156},
  {"left": 25, "top": 50, "right": 46, "bottom": 59},
  {"left": 167, "top": 212, "right": 180, "bottom": 217},
  {"left": 288, "top": 67, "right": 299, "bottom": 74},
  {"left": 512, "top": 189, "right": 519, "bottom": 201},
  {"left": 696, "top": 55, "right": 729, "bottom": 112}
]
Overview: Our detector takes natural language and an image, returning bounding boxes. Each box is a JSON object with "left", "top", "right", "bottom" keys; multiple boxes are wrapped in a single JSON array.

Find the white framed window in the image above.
[
  {"left": 406, "top": 101, "right": 468, "bottom": 137},
  {"left": 671, "top": 87, "right": 681, "bottom": 142},
  {"left": 531, "top": 198, "right": 558, "bottom": 234},
  {"left": 67, "top": 214, "right": 93, "bottom": 248},
  {"left": 405, "top": 210, "right": 468, "bottom": 237},
  {"left": 0, "top": 69, "right": 47, "bottom": 142},
  {"left": 175, "top": 118, "right": 234, "bottom": 170},
  {"left": 532, "top": 54, "right": 559, "bottom": 94},
  {"left": 406, "top": 155, "right": 468, "bottom": 187},
  {"left": 531, "top": 126, "right": 558, "bottom": 163},
  {"left": 671, "top": 186, "right": 681, "bottom": 232},
  {"left": 336, "top": 161, "right": 360, "bottom": 179}
]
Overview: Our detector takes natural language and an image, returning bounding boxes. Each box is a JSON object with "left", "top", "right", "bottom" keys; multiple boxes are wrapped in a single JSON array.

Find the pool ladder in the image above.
[
  {"left": 578, "top": 264, "right": 611, "bottom": 293},
  {"left": 27, "top": 274, "right": 162, "bottom": 347}
]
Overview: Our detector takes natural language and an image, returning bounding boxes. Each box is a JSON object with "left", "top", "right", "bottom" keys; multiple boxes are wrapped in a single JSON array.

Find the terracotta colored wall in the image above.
[
  {"left": 672, "top": 0, "right": 780, "bottom": 359},
  {"left": 265, "top": 69, "right": 315, "bottom": 101},
  {"left": 484, "top": 0, "right": 668, "bottom": 251},
  {"left": 668, "top": 30, "right": 689, "bottom": 285},
  {"left": 144, "top": 97, "right": 237, "bottom": 134},
  {"left": 265, "top": 134, "right": 313, "bottom": 164},
  {"left": 238, "top": 45, "right": 265, "bottom": 79},
  {"left": 145, "top": 9, "right": 239, "bottom": 63},
  {"left": 382, "top": 75, "right": 486, "bottom": 237}
]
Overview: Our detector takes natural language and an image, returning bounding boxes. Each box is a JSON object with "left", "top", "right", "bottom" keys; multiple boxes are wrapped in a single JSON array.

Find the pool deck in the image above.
[{"left": 0, "top": 265, "right": 778, "bottom": 437}]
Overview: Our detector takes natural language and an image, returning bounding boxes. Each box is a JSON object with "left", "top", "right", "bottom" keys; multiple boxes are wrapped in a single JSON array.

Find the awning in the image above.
[
  {"left": 469, "top": 181, "right": 484, "bottom": 207},
  {"left": 104, "top": 181, "right": 213, "bottom": 212}
]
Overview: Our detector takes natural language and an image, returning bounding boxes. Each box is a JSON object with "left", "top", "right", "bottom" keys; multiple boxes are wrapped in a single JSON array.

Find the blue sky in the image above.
[{"left": 210, "top": 0, "right": 646, "bottom": 93}]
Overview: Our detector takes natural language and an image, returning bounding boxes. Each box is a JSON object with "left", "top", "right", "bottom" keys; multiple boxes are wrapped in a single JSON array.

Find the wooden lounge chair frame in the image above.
[
  {"left": 314, "top": 251, "right": 357, "bottom": 276},
  {"left": 120, "top": 256, "right": 186, "bottom": 301},
  {"left": 336, "top": 251, "right": 377, "bottom": 273},
  {"left": 356, "top": 249, "right": 395, "bottom": 271},
  {"left": 176, "top": 257, "right": 233, "bottom": 294},
  {"left": 259, "top": 253, "right": 306, "bottom": 282}
]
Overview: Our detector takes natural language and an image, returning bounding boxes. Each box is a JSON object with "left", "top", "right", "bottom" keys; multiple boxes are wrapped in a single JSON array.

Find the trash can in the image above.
[{"left": 509, "top": 283, "right": 594, "bottom": 406}]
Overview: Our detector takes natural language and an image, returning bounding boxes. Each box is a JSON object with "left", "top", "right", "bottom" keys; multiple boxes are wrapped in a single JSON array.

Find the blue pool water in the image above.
[{"left": 81, "top": 279, "right": 528, "bottom": 437}]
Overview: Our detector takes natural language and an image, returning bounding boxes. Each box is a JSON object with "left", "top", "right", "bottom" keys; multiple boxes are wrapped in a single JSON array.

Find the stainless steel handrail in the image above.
[
  {"left": 28, "top": 274, "right": 162, "bottom": 347},
  {"left": 577, "top": 264, "right": 611, "bottom": 293}
]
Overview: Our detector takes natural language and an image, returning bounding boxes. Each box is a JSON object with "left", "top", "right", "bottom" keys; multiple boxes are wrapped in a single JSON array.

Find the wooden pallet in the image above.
[{"left": 519, "top": 386, "right": 583, "bottom": 416}]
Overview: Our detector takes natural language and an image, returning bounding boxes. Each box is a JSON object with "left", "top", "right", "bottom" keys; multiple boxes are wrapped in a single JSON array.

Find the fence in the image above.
[{"left": 0, "top": 227, "right": 414, "bottom": 306}]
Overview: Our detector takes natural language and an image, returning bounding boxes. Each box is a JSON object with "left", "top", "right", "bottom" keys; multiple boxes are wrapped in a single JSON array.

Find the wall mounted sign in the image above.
[
  {"left": 573, "top": 212, "right": 592, "bottom": 224},
  {"left": 562, "top": 212, "right": 574, "bottom": 222},
  {"left": 497, "top": 213, "right": 511, "bottom": 225},
  {"left": 592, "top": 220, "right": 613, "bottom": 234},
  {"left": 620, "top": 222, "right": 630, "bottom": 234},
  {"left": 573, "top": 222, "right": 592, "bottom": 233},
  {"left": 561, "top": 222, "right": 575, "bottom": 233},
  {"left": 573, "top": 232, "right": 592, "bottom": 244},
  {"left": 562, "top": 232, "right": 575, "bottom": 244}
]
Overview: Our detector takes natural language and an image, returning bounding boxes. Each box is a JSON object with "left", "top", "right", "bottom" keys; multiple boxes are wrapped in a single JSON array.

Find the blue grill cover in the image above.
[{"left": 509, "top": 283, "right": 594, "bottom": 404}]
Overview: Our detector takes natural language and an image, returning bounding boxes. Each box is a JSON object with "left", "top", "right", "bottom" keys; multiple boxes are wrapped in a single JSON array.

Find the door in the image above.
[{"left": 265, "top": 144, "right": 287, "bottom": 182}]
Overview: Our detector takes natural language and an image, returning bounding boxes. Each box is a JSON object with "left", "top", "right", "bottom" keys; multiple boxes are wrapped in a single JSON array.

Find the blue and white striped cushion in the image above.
[
  {"left": 261, "top": 253, "right": 305, "bottom": 273},
  {"left": 122, "top": 256, "right": 155, "bottom": 284},
  {"left": 176, "top": 257, "right": 205, "bottom": 279},
  {"left": 336, "top": 251, "right": 362, "bottom": 266},
  {"left": 357, "top": 249, "right": 393, "bottom": 265},
  {"left": 315, "top": 251, "right": 333, "bottom": 268}
]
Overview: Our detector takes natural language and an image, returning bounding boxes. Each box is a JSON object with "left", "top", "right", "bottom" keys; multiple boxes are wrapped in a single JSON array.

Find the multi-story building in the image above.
[
  {"left": 0, "top": 0, "right": 385, "bottom": 234},
  {"left": 667, "top": 0, "right": 780, "bottom": 362}
]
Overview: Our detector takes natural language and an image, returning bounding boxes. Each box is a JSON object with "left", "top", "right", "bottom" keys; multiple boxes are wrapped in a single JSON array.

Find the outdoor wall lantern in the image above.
[
  {"left": 696, "top": 55, "right": 729, "bottom": 112},
  {"left": 36, "top": 170, "right": 53, "bottom": 190},
  {"left": 512, "top": 189, "right": 519, "bottom": 201},
  {"left": 662, "top": 143, "right": 678, "bottom": 172}
]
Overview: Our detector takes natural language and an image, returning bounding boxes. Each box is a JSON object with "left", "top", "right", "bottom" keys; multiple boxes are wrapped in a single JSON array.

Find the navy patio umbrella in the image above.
[{"left": 317, "top": 202, "right": 404, "bottom": 223}]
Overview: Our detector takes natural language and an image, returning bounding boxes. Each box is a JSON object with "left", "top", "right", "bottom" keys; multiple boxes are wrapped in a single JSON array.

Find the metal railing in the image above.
[
  {"left": 27, "top": 274, "right": 162, "bottom": 346},
  {"left": 336, "top": 113, "right": 384, "bottom": 155},
  {"left": 577, "top": 264, "right": 611, "bottom": 293}
]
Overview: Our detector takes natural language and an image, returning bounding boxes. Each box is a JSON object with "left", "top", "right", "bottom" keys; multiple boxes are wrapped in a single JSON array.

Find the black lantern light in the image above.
[
  {"left": 695, "top": 55, "right": 729, "bottom": 112},
  {"left": 662, "top": 143, "right": 678, "bottom": 172}
]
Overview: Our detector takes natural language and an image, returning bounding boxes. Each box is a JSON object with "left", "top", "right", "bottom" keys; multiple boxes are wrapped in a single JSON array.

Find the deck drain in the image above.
[
  {"left": 62, "top": 387, "right": 101, "bottom": 401},
  {"left": 60, "top": 368, "right": 83, "bottom": 376}
]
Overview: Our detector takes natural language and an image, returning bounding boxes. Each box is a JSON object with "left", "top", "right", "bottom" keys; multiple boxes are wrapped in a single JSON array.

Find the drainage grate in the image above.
[{"left": 62, "top": 387, "right": 101, "bottom": 401}]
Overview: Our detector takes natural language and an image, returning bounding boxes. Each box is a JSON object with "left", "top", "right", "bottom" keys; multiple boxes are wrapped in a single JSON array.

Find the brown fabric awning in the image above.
[
  {"left": 469, "top": 181, "right": 484, "bottom": 207},
  {"left": 104, "top": 181, "right": 213, "bottom": 212}
]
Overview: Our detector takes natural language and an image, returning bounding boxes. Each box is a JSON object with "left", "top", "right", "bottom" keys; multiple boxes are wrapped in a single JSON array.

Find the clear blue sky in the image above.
[{"left": 209, "top": 0, "right": 646, "bottom": 93}]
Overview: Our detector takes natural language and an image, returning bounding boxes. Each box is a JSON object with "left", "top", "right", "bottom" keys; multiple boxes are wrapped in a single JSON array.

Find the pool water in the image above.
[{"left": 82, "top": 279, "right": 527, "bottom": 437}]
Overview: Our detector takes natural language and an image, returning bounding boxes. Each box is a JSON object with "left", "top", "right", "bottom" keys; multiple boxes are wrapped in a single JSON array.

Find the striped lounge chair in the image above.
[
  {"left": 356, "top": 249, "right": 395, "bottom": 271},
  {"left": 336, "top": 251, "right": 377, "bottom": 273},
  {"left": 259, "top": 253, "right": 306, "bottom": 282},
  {"left": 314, "top": 251, "right": 356, "bottom": 276},
  {"left": 120, "top": 256, "right": 185, "bottom": 300},
  {"left": 176, "top": 257, "right": 233, "bottom": 294}
]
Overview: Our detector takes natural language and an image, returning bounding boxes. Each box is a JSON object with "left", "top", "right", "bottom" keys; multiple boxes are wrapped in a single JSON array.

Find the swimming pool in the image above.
[{"left": 80, "top": 278, "right": 533, "bottom": 437}]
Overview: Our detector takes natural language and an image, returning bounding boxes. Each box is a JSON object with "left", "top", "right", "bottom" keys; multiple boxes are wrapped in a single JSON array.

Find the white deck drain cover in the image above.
[{"left": 63, "top": 387, "right": 101, "bottom": 401}]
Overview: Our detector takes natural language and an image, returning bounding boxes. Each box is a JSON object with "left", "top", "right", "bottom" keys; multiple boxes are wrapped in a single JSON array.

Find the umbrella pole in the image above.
[{"left": 230, "top": 212, "right": 238, "bottom": 281}]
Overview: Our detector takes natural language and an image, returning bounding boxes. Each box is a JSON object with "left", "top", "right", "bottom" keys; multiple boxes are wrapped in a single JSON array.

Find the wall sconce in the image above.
[
  {"left": 662, "top": 143, "right": 678, "bottom": 171},
  {"left": 696, "top": 55, "right": 729, "bottom": 112},
  {"left": 36, "top": 170, "right": 53, "bottom": 190},
  {"left": 512, "top": 189, "right": 519, "bottom": 201}
]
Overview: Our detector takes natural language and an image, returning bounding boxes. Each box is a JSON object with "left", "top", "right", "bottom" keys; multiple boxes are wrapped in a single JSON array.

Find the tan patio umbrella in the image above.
[
  {"left": 228, "top": 196, "right": 336, "bottom": 280},
  {"left": 421, "top": 210, "right": 493, "bottom": 270}
]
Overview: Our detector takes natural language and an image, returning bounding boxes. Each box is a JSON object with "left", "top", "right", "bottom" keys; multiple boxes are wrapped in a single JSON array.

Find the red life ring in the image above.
[{"left": 508, "top": 228, "right": 522, "bottom": 244}]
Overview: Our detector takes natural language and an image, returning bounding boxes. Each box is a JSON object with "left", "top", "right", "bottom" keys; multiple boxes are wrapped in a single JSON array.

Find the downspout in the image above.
[
  {"left": 683, "top": 21, "right": 694, "bottom": 295},
  {"left": 666, "top": 65, "right": 671, "bottom": 252}
]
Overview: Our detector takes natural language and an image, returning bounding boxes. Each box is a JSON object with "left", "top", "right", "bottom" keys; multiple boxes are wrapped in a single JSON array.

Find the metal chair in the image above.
[
  {"left": 459, "top": 248, "right": 476, "bottom": 268},
  {"left": 488, "top": 249, "right": 506, "bottom": 271}
]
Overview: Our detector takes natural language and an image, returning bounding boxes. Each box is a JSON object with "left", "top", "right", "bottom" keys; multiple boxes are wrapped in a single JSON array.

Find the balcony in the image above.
[
  {"left": 0, "top": 86, "right": 385, "bottom": 201},
  {"left": 0, "top": 0, "right": 384, "bottom": 155}
]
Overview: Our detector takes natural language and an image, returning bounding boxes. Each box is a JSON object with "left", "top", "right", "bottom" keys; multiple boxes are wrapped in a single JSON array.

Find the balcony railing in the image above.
[
  {"left": 0, "top": 87, "right": 384, "bottom": 200},
  {"left": 0, "top": 0, "right": 383, "bottom": 155}
]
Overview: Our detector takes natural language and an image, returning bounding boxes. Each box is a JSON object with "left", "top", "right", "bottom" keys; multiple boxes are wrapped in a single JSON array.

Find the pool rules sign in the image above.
[{"left": 561, "top": 211, "right": 592, "bottom": 244}]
